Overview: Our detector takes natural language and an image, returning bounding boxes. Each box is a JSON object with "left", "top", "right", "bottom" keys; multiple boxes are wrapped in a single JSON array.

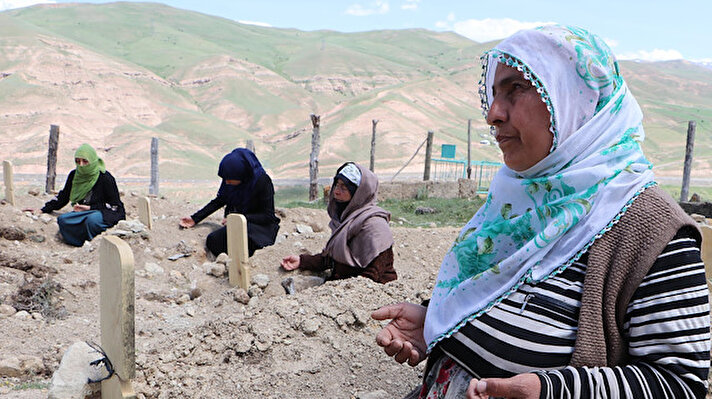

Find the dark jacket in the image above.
[
  {"left": 299, "top": 247, "right": 397, "bottom": 284},
  {"left": 41, "top": 170, "right": 126, "bottom": 227},
  {"left": 191, "top": 173, "right": 280, "bottom": 249}
]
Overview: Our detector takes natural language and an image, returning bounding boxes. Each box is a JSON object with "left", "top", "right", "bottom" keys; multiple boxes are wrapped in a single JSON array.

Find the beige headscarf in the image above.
[{"left": 324, "top": 162, "right": 394, "bottom": 268}]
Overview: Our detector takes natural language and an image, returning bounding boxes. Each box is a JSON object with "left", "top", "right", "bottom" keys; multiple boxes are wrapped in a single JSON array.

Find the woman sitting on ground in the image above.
[
  {"left": 280, "top": 162, "right": 397, "bottom": 284},
  {"left": 38, "top": 143, "right": 125, "bottom": 247},
  {"left": 372, "top": 25, "right": 710, "bottom": 399},
  {"left": 179, "top": 148, "right": 280, "bottom": 258}
]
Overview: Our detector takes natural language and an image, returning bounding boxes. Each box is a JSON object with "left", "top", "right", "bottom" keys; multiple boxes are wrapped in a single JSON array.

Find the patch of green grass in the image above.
[
  {"left": 12, "top": 380, "right": 49, "bottom": 390},
  {"left": 380, "top": 196, "right": 483, "bottom": 227},
  {"left": 659, "top": 184, "right": 712, "bottom": 202},
  {"left": 275, "top": 185, "right": 327, "bottom": 209}
]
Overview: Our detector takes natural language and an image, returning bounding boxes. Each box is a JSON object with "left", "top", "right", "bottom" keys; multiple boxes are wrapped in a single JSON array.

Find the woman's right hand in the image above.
[
  {"left": 179, "top": 217, "right": 196, "bottom": 229},
  {"left": 280, "top": 255, "right": 301, "bottom": 270},
  {"left": 371, "top": 303, "right": 428, "bottom": 366}
]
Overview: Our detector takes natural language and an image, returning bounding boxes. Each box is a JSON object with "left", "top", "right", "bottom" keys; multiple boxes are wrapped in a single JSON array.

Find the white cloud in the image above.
[
  {"left": 437, "top": 17, "right": 554, "bottom": 43},
  {"left": 0, "top": 0, "right": 54, "bottom": 11},
  {"left": 401, "top": 0, "right": 420, "bottom": 11},
  {"left": 345, "top": 1, "right": 390, "bottom": 16},
  {"left": 617, "top": 49, "right": 684, "bottom": 61},
  {"left": 237, "top": 20, "right": 272, "bottom": 28}
]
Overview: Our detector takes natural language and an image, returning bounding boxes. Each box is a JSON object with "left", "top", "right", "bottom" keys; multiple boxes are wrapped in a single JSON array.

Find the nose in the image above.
[{"left": 485, "top": 96, "right": 507, "bottom": 127}]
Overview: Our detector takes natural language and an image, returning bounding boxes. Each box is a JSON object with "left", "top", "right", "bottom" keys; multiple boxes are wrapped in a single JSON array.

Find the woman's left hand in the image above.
[
  {"left": 73, "top": 204, "right": 90, "bottom": 212},
  {"left": 466, "top": 373, "right": 540, "bottom": 399}
]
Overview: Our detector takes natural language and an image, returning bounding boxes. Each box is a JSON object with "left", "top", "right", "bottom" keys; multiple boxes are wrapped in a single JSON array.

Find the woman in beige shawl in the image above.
[{"left": 280, "top": 162, "right": 396, "bottom": 285}]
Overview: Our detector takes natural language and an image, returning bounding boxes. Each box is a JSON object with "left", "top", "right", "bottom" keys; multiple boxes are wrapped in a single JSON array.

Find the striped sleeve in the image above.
[{"left": 538, "top": 227, "right": 711, "bottom": 399}]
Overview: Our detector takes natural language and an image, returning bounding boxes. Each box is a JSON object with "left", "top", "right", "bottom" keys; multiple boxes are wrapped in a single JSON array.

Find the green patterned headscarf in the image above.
[
  {"left": 424, "top": 25, "right": 654, "bottom": 350},
  {"left": 69, "top": 144, "right": 105, "bottom": 205}
]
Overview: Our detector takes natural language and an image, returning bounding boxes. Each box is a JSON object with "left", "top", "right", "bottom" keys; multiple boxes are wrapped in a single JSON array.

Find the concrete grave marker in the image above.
[
  {"left": 227, "top": 213, "right": 250, "bottom": 289},
  {"left": 3, "top": 160, "right": 15, "bottom": 206},
  {"left": 100, "top": 236, "right": 136, "bottom": 399},
  {"left": 138, "top": 196, "right": 152, "bottom": 230}
]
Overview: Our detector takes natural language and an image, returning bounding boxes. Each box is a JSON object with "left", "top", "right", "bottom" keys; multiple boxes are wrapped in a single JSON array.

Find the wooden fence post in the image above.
[
  {"left": 100, "top": 236, "right": 136, "bottom": 399},
  {"left": 246, "top": 139, "right": 255, "bottom": 153},
  {"left": 680, "top": 121, "right": 696, "bottom": 202},
  {"left": 3, "top": 160, "right": 15, "bottom": 206},
  {"left": 149, "top": 137, "right": 159, "bottom": 196},
  {"left": 370, "top": 119, "right": 378, "bottom": 172},
  {"left": 138, "top": 197, "right": 152, "bottom": 230},
  {"left": 46, "top": 125, "right": 60, "bottom": 193},
  {"left": 226, "top": 213, "right": 250, "bottom": 289},
  {"left": 423, "top": 131, "right": 434, "bottom": 181},
  {"left": 466, "top": 120, "right": 472, "bottom": 179},
  {"left": 309, "top": 114, "right": 321, "bottom": 201}
]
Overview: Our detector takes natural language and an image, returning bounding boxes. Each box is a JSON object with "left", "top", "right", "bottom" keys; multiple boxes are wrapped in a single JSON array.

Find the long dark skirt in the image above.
[
  {"left": 205, "top": 226, "right": 257, "bottom": 258},
  {"left": 57, "top": 210, "right": 109, "bottom": 247}
]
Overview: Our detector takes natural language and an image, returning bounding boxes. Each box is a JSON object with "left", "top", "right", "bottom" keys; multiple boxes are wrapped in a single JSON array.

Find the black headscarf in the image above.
[{"left": 216, "top": 148, "right": 266, "bottom": 213}]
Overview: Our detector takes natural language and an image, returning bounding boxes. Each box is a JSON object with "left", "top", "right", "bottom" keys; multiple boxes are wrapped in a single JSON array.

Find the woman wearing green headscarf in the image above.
[{"left": 39, "top": 143, "right": 126, "bottom": 246}]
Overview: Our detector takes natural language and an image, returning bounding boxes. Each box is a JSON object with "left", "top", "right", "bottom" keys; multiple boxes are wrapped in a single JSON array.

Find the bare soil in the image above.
[{"left": 0, "top": 187, "right": 459, "bottom": 398}]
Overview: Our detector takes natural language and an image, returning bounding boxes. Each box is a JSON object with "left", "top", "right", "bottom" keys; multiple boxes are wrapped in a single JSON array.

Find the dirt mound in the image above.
[{"left": 0, "top": 190, "right": 459, "bottom": 398}]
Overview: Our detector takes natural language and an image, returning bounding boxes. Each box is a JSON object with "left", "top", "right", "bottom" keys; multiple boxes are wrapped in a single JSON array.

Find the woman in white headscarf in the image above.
[{"left": 372, "top": 25, "right": 709, "bottom": 399}]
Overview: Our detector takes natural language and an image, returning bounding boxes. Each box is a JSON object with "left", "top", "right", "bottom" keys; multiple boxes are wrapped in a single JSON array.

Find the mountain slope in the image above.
[{"left": 0, "top": 2, "right": 710, "bottom": 180}]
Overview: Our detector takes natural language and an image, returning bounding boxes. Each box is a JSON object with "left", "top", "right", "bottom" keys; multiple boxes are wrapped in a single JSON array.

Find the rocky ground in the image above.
[{"left": 0, "top": 187, "right": 459, "bottom": 398}]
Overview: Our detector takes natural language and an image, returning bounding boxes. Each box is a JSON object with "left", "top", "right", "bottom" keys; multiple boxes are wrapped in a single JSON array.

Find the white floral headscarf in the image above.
[{"left": 424, "top": 25, "right": 655, "bottom": 350}]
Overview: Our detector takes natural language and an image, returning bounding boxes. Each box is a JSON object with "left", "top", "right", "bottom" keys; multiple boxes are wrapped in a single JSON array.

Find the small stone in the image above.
[
  {"left": 357, "top": 389, "right": 389, "bottom": 399},
  {"left": 176, "top": 294, "right": 191, "bottom": 305},
  {"left": 247, "top": 285, "right": 262, "bottom": 297},
  {"left": 255, "top": 339, "right": 272, "bottom": 352},
  {"left": 0, "top": 304, "right": 16, "bottom": 317},
  {"left": 14, "top": 310, "right": 31, "bottom": 320},
  {"left": 251, "top": 274, "right": 270, "bottom": 289},
  {"left": 690, "top": 213, "right": 706, "bottom": 223},
  {"left": 20, "top": 356, "right": 44, "bottom": 375},
  {"left": 428, "top": 222, "right": 437, "bottom": 228},
  {"left": 232, "top": 289, "right": 250, "bottom": 304},
  {"left": 301, "top": 318, "right": 320, "bottom": 335},
  {"left": 247, "top": 296, "right": 259, "bottom": 308},
  {"left": 209, "top": 263, "right": 226, "bottom": 277},
  {"left": 169, "top": 270, "right": 183, "bottom": 280},
  {"left": 295, "top": 224, "right": 313, "bottom": 234},
  {"left": 233, "top": 334, "right": 253, "bottom": 354},
  {"left": 31, "top": 312, "right": 43, "bottom": 320},
  {"left": 215, "top": 253, "right": 230, "bottom": 265},
  {"left": 0, "top": 357, "right": 22, "bottom": 378},
  {"left": 29, "top": 234, "right": 46, "bottom": 243},
  {"left": 189, "top": 287, "right": 202, "bottom": 300},
  {"left": 144, "top": 262, "right": 164, "bottom": 276},
  {"left": 40, "top": 214, "right": 53, "bottom": 224},
  {"left": 28, "top": 188, "right": 40, "bottom": 196},
  {"left": 415, "top": 206, "right": 437, "bottom": 215},
  {"left": 0, "top": 227, "right": 25, "bottom": 241}
]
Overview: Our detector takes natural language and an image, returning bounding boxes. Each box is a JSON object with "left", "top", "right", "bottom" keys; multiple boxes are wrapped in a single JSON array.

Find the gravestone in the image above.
[
  {"left": 100, "top": 236, "right": 136, "bottom": 399},
  {"left": 226, "top": 213, "right": 250, "bottom": 289},
  {"left": 3, "top": 160, "right": 14, "bottom": 206},
  {"left": 138, "top": 197, "right": 152, "bottom": 230}
]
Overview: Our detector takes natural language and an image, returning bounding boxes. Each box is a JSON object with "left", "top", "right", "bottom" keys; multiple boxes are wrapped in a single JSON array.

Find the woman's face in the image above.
[
  {"left": 75, "top": 158, "right": 89, "bottom": 166},
  {"left": 332, "top": 179, "right": 352, "bottom": 202},
  {"left": 486, "top": 63, "right": 553, "bottom": 172},
  {"left": 224, "top": 179, "right": 242, "bottom": 186}
]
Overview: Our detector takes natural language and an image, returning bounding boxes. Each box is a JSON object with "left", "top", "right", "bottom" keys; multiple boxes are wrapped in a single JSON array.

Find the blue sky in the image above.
[{"left": 1, "top": 0, "right": 710, "bottom": 62}]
